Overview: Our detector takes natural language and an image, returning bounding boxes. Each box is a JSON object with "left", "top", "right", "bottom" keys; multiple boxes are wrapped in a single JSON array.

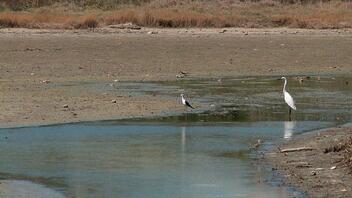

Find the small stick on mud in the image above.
[{"left": 280, "top": 147, "right": 315, "bottom": 153}]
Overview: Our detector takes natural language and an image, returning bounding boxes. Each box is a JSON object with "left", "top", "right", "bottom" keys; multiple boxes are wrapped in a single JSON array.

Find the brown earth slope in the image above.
[{"left": 266, "top": 125, "right": 352, "bottom": 198}]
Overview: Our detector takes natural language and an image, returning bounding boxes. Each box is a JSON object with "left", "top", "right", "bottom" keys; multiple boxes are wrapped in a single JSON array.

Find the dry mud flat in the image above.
[
  {"left": 0, "top": 27, "right": 352, "bottom": 127},
  {"left": 266, "top": 126, "right": 352, "bottom": 198}
]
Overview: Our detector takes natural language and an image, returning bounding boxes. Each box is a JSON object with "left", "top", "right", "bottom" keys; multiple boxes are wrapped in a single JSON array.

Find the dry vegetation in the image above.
[
  {"left": 0, "top": 12, "right": 99, "bottom": 28},
  {"left": 0, "top": 0, "right": 352, "bottom": 29}
]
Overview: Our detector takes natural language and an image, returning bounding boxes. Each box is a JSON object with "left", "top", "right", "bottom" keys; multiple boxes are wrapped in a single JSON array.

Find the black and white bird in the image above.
[{"left": 181, "top": 94, "right": 195, "bottom": 109}]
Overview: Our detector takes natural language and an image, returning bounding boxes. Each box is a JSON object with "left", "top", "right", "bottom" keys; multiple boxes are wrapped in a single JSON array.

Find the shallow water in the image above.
[
  {"left": 0, "top": 121, "right": 332, "bottom": 198},
  {"left": 1, "top": 76, "right": 352, "bottom": 197},
  {"left": 119, "top": 75, "right": 352, "bottom": 122}
]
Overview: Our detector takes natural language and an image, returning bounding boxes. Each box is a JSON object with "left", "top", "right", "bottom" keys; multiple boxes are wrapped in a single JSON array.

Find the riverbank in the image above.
[
  {"left": 266, "top": 125, "right": 352, "bottom": 197},
  {"left": 1, "top": 28, "right": 352, "bottom": 128}
]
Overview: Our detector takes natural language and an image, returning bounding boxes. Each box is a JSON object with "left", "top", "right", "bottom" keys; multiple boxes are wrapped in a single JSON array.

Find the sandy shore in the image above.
[
  {"left": 1, "top": 27, "right": 352, "bottom": 127},
  {"left": 0, "top": 180, "right": 64, "bottom": 198},
  {"left": 266, "top": 125, "right": 352, "bottom": 197}
]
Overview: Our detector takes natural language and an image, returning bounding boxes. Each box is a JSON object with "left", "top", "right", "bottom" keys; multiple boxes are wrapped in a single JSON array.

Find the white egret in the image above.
[
  {"left": 281, "top": 77, "right": 296, "bottom": 118},
  {"left": 180, "top": 94, "right": 195, "bottom": 109}
]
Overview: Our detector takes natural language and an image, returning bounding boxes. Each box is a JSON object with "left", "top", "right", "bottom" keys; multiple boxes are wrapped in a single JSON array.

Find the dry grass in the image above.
[
  {"left": 271, "top": 3, "right": 352, "bottom": 28},
  {"left": 101, "top": 2, "right": 352, "bottom": 28},
  {"left": 105, "top": 9, "right": 229, "bottom": 28},
  {"left": 0, "top": 12, "right": 99, "bottom": 29},
  {"left": 0, "top": 1, "right": 352, "bottom": 29},
  {"left": 70, "top": 14, "right": 99, "bottom": 29}
]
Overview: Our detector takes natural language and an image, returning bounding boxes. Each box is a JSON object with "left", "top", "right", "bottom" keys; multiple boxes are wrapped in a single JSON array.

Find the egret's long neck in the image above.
[{"left": 283, "top": 79, "right": 287, "bottom": 92}]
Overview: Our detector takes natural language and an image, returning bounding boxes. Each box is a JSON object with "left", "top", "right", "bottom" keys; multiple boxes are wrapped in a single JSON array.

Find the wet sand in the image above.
[
  {"left": 266, "top": 125, "right": 352, "bottom": 197},
  {"left": 1, "top": 27, "right": 352, "bottom": 127},
  {"left": 0, "top": 180, "right": 64, "bottom": 198}
]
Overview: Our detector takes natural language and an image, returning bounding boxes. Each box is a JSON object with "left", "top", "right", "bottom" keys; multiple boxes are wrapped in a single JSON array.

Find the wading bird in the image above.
[
  {"left": 181, "top": 94, "right": 195, "bottom": 109},
  {"left": 281, "top": 77, "right": 296, "bottom": 119}
]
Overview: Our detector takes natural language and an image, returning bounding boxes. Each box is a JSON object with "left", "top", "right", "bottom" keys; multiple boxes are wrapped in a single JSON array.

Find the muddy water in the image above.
[{"left": 0, "top": 76, "right": 351, "bottom": 198}]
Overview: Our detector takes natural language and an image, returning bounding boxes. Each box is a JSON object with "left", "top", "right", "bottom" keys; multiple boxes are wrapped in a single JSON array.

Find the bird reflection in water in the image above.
[
  {"left": 181, "top": 126, "right": 186, "bottom": 152},
  {"left": 284, "top": 121, "right": 296, "bottom": 139}
]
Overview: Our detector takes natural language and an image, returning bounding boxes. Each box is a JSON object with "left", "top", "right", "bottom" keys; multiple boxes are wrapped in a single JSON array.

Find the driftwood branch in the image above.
[{"left": 279, "top": 147, "right": 314, "bottom": 153}]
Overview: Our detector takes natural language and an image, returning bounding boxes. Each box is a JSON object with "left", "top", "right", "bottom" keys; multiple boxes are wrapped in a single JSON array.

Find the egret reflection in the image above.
[
  {"left": 284, "top": 121, "right": 296, "bottom": 139},
  {"left": 181, "top": 126, "right": 186, "bottom": 152}
]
